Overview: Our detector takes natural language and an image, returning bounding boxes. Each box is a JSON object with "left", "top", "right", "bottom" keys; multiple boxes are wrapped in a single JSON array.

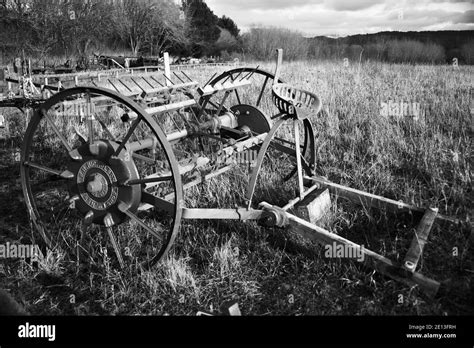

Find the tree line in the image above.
[
  {"left": 0, "top": 0, "right": 241, "bottom": 64},
  {"left": 1, "top": 0, "right": 472, "bottom": 65},
  {"left": 243, "top": 28, "right": 474, "bottom": 64}
]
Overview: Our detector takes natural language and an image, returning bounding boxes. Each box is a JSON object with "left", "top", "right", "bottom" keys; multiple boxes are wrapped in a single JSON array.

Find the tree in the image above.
[
  {"left": 116, "top": 0, "right": 157, "bottom": 55},
  {"left": 218, "top": 15, "right": 239, "bottom": 38},
  {"left": 27, "top": 0, "right": 61, "bottom": 62},
  {"left": 215, "top": 28, "right": 239, "bottom": 53},
  {"left": 182, "top": 0, "right": 220, "bottom": 56},
  {"left": 54, "top": 0, "right": 115, "bottom": 62},
  {"left": 142, "top": 0, "right": 187, "bottom": 56},
  {"left": 115, "top": 0, "right": 185, "bottom": 56},
  {"left": 0, "top": 0, "right": 33, "bottom": 57},
  {"left": 460, "top": 41, "right": 474, "bottom": 64}
]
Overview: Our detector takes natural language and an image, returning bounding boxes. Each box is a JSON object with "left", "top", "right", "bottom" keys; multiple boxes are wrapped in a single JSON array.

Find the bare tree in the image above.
[
  {"left": 27, "top": 0, "right": 60, "bottom": 63},
  {"left": 116, "top": 0, "right": 157, "bottom": 56},
  {"left": 144, "top": 0, "right": 187, "bottom": 56},
  {"left": 0, "top": 0, "right": 32, "bottom": 56},
  {"left": 66, "top": 0, "right": 115, "bottom": 58}
]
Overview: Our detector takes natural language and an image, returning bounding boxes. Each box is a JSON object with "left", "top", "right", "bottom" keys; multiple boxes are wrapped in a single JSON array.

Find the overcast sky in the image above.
[{"left": 205, "top": 0, "right": 474, "bottom": 37}]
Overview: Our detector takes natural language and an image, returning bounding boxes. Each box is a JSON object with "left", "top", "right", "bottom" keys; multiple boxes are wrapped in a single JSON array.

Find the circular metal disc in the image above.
[{"left": 230, "top": 104, "right": 272, "bottom": 134}]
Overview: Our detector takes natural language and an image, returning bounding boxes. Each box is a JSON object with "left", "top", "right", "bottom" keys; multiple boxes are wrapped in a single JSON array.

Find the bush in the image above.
[
  {"left": 460, "top": 41, "right": 474, "bottom": 64},
  {"left": 242, "top": 27, "right": 309, "bottom": 61},
  {"left": 386, "top": 40, "right": 445, "bottom": 64}
]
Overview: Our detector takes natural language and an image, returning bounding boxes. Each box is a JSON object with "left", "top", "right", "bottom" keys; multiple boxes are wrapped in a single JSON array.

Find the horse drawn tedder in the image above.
[{"left": 3, "top": 50, "right": 457, "bottom": 298}]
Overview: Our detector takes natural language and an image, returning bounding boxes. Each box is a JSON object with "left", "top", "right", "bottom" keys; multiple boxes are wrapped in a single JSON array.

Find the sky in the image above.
[{"left": 205, "top": 0, "right": 474, "bottom": 37}]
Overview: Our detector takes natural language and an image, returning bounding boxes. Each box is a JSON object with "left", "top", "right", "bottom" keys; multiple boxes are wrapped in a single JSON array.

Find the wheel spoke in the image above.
[
  {"left": 113, "top": 115, "right": 142, "bottom": 156},
  {"left": 73, "top": 125, "right": 87, "bottom": 144},
  {"left": 75, "top": 223, "right": 89, "bottom": 265},
  {"left": 118, "top": 201, "right": 164, "bottom": 240},
  {"left": 140, "top": 192, "right": 175, "bottom": 214},
  {"left": 132, "top": 153, "right": 155, "bottom": 163},
  {"left": 125, "top": 176, "right": 173, "bottom": 186},
  {"left": 24, "top": 161, "right": 74, "bottom": 179},
  {"left": 86, "top": 93, "right": 95, "bottom": 143},
  {"left": 106, "top": 227, "right": 125, "bottom": 269},
  {"left": 84, "top": 210, "right": 95, "bottom": 225},
  {"left": 94, "top": 114, "right": 116, "bottom": 141},
  {"left": 42, "top": 110, "right": 72, "bottom": 152},
  {"left": 30, "top": 174, "right": 69, "bottom": 187}
]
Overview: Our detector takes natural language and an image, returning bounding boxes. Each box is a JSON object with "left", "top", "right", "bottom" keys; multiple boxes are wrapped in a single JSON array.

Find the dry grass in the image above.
[{"left": 0, "top": 60, "right": 472, "bottom": 315}]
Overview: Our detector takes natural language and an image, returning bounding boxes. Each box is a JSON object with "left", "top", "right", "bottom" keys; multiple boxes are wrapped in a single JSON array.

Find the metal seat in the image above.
[{"left": 272, "top": 83, "right": 321, "bottom": 120}]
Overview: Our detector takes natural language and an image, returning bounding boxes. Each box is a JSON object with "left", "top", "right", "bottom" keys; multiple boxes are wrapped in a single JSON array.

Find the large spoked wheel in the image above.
[
  {"left": 203, "top": 68, "right": 316, "bottom": 205},
  {"left": 21, "top": 87, "right": 183, "bottom": 269}
]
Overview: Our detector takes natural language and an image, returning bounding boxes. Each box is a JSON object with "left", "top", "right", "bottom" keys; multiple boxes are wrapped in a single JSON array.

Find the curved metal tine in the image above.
[
  {"left": 208, "top": 98, "right": 230, "bottom": 113},
  {"left": 256, "top": 76, "right": 270, "bottom": 108},
  {"left": 173, "top": 71, "right": 185, "bottom": 84},
  {"left": 283, "top": 155, "right": 312, "bottom": 182},
  {"left": 304, "top": 119, "right": 316, "bottom": 174},
  {"left": 294, "top": 120, "right": 304, "bottom": 199},
  {"left": 203, "top": 72, "right": 217, "bottom": 88},
  {"left": 229, "top": 73, "right": 241, "bottom": 105},
  {"left": 163, "top": 74, "right": 175, "bottom": 86},
  {"left": 240, "top": 65, "right": 260, "bottom": 82},
  {"left": 181, "top": 71, "right": 194, "bottom": 82},
  {"left": 216, "top": 91, "right": 230, "bottom": 116},
  {"left": 106, "top": 226, "right": 125, "bottom": 269},
  {"left": 246, "top": 117, "right": 287, "bottom": 209}
]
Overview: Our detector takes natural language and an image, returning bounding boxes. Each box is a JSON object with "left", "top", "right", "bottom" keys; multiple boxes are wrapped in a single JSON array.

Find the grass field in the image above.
[{"left": 0, "top": 60, "right": 472, "bottom": 315}]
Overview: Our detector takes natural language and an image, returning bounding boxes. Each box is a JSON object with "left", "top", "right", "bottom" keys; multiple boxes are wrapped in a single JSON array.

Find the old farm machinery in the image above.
[{"left": 5, "top": 50, "right": 456, "bottom": 298}]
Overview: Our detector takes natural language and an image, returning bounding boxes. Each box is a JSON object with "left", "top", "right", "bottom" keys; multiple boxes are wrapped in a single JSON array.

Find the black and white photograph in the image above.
[{"left": 0, "top": 0, "right": 472, "bottom": 345}]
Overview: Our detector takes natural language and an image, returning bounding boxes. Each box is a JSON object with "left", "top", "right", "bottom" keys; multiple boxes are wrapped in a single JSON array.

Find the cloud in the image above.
[
  {"left": 326, "top": 0, "right": 380, "bottom": 11},
  {"left": 207, "top": 0, "right": 321, "bottom": 11},
  {"left": 205, "top": 0, "right": 474, "bottom": 36},
  {"left": 453, "top": 9, "right": 474, "bottom": 23}
]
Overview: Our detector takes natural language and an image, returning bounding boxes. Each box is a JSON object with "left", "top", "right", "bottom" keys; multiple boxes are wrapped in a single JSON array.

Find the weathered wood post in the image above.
[{"left": 164, "top": 52, "right": 171, "bottom": 87}]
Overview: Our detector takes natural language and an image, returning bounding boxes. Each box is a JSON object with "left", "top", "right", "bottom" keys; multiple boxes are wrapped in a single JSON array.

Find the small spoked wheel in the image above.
[
  {"left": 20, "top": 87, "right": 182, "bottom": 269},
  {"left": 205, "top": 68, "right": 317, "bottom": 206}
]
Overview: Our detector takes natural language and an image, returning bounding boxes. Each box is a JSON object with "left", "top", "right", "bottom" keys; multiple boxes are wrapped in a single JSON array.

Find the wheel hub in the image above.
[
  {"left": 78, "top": 160, "right": 119, "bottom": 209},
  {"left": 86, "top": 172, "right": 109, "bottom": 198},
  {"left": 67, "top": 140, "right": 141, "bottom": 226}
]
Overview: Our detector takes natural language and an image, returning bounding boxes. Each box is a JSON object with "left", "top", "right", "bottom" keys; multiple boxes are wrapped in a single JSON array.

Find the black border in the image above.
[{"left": 0, "top": 315, "right": 472, "bottom": 346}]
